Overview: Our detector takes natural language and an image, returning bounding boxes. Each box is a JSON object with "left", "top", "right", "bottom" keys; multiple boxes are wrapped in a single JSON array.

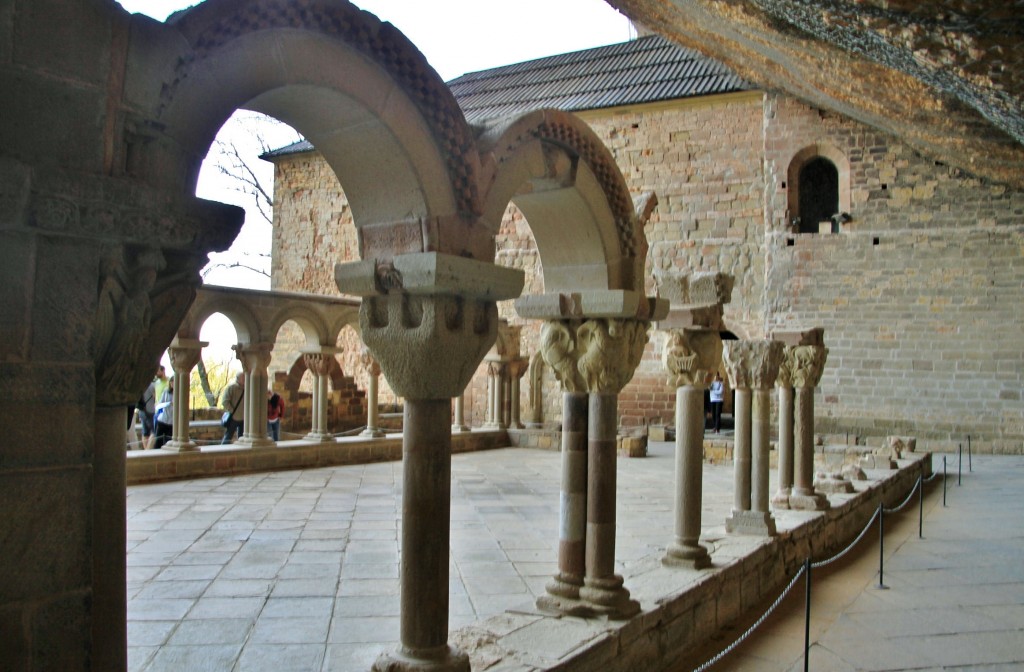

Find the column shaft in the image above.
[
  {"left": 539, "top": 392, "right": 587, "bottom": 607},
  {"left": 93, "top": 406, "right": 127, "bottom": 672},
  {"left": 452, "top": 394, "right": 469, "bottom": 432},
  {"left": 578, "top": 393, "right": 638, "bottom": 617},
  {"left": 732, "top": 388, "right": 752, "bottom": 513},
  {"left": 774, "top": 385, "right": 795, "bottom": 507},
  {"left": 793, "top": 386, "right": 814, "bottom": 495},
  {"left": 663, "top": 385, "right": 710, "bottom": 568},
  {"left": 509, "top": 376, "right": 523, "bottom": 429},
  {"left": 751, "top": 388, "right": 771, "bottom": 513},
  {"left": 399, "top": 399, "right": 455, "bottom": 656}
]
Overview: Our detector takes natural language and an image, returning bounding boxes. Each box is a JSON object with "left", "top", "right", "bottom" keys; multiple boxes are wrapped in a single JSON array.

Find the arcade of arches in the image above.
[{"left": 1, "top": 1, "right": 1020, "bottom": 672}]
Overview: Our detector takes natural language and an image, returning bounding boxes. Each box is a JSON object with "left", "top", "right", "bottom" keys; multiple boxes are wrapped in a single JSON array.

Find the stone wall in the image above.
[{"left": 269, "top": 91, "right": 1024, "bottom": 450}]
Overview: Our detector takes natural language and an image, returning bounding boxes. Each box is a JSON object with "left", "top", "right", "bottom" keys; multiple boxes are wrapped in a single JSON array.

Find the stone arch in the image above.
[
  {"left": 786, "top": 142, "right": 852, "bottom": 231},
  {"left": 285, "top": 351, "right": 345, "bottom": 392},
  {"left": 326, "top": 311, "right": 361, "bottom": 348},
  {"left": 176, "top": 295, "right": 260, "bottom": 344},
  {"left": 477, "top": 109, "right": 646, "bottom": 293},
  {"left": 150, "top": 0, "right": 490, "bottom": 260},
  {"left": 266, "top": 304, "right": 331, "bottom": 349}
]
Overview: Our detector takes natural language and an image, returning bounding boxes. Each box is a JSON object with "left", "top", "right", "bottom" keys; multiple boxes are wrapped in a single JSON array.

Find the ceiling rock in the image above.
[{"left": 607, "top": 0, "right": 1024, "bottom": 188}]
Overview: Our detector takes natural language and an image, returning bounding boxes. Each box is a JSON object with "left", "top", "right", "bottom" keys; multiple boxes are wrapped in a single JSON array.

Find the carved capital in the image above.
[
  {"left": 788, "top": 345, "right": 829, "bottom": 389},
  {"left": 662, "top": 329, "right": 723, "bottom": 388},
  {"left": 234, "top": 343, "right": 273, "bottom": 374},
  {"left": 360, "top": 293, "right": 498, "bottom": 399},
  {"left": 540, "top": 318, "right": 649, "bottom": 394},
  {"left": 723, "top": 340, "right": 785, "bottom": 390},
  {"left": 303, "top": 352, "right": 335, "bottom": 378},
  {"left": 167, "top": 341, "right": 204, "bottom": 374},
  {"left": 359, "top": 346, "right": 381, "bottom": 378},
  {"left": 576, "top": 318, "right": 649, "bottom": 394},
  {"left": 487, "top": 360, "right": 506, "bottom": 378},
  {"left": 539, "top": 320, "right": 586, "bottom": 393}
]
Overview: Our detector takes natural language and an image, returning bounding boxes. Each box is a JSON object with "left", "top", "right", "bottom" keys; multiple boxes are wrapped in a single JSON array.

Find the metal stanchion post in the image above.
[
  {"left": 876, "top": 502, "right": 888, "bottom": 589},
  {"left": 968, "top": 434, "right": 972, "bottom": 472},
  {"left": 958, "top": 443, "right": 962, "bottom": 486},
  {"left": 917, "top": 475, "right": 924, "bottom": 539},
  {"left": 942, "top": 456, "right": 947, "bottom": 507},
  {"left": 804, "top": 557, "right": 812, "bottom": 672}
]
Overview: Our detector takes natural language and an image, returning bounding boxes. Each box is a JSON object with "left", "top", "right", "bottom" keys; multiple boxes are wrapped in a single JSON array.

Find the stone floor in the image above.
[
  {"left": 672, "top": 452, "right": 1024, "bottom": 672},
  {"left": 126, "top": 443, "right": 1021, "bottom": 672},
  {"left": 127, "top": 439, "right": 746, "bottom": 671}
]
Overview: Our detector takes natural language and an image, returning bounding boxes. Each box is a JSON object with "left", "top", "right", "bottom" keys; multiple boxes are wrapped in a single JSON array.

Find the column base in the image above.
[
  {"left": 360, "top": 428, "right": 386, "bottom": 438},
  {"left": 771, "top": 489, "right": 792, "bottom": 510},
  {"left": 304, "top": 432, "right": 335, "bottom": 443},
  {"left": 371, "top": 645, "right": 469, "bottom": 672},
  {"left": 662, "top": 541, "right": 712, "bottom": 569},
  {"left": 814, "top": 473, "right": 855, "bottom": 494},
  {"left": 579, "top": 575, "right": 640, "bottom": 620},
  {"left": 789, "top": 490, "right": 831, "bottom": 511},
  {"left": 725, "top": 510, "right": 777, "bottom": 536},
  {"left": 509, "top": 422, "right": 525, "bottom": 430},
  {"left": 161, "top": 440, "right": 199, "bottom": 453},
  {"left": 237, "top": 436, "right": 276, "bottom": 449},
  {"left": 450, "top": 425, "right": 470, "bottom": 433}
]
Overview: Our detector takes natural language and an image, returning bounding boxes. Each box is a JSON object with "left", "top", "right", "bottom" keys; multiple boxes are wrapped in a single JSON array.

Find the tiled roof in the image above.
[
  {"left": 262, "top": 35, "right": 751, "bottom": 158},
  {"left": 449, "top": 35, "right": 751, "bottom": 123}
]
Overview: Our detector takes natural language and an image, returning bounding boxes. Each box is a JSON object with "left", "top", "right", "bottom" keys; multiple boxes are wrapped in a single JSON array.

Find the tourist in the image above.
[
  {"left": 220, "top": 373, "right": 245, "bottom": 444},
  {"left": 709, "top": 372, "right": 724, "bottom": 433},
  {"left": 267, "top": 389, "right": 285, "bottom": 441},
  {"left": 137, "top": 370, "right": 159, "bottom": 449},
  {"left": 153, "top": 376, "right": 174, "bottom": 449}
]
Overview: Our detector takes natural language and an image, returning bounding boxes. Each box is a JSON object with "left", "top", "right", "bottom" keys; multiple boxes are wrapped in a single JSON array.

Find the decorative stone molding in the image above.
[
  {"left": 303, "top": 351, "right": 335, "bottom": 378},
  {"left": 723, "top": 340, "right": 784, "bottom": 391},
  {"left": 662, "top": 328, "right": 723, "bottom": 388}
]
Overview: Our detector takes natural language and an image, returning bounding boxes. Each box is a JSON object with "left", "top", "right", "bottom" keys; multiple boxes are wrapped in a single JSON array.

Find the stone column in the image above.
[
  {"left": 789, "top": 343, "right": 831, "bottom": 511},
  {"left": 495, "top": 362, "right": 508, "bottom": 429},
  {"left": 163, "top": 339, "right": 206, "bottom": 452},
  {"left": 338, "top": 252, "right": 523, "bottom": 672},
  {"left": 235, "top": 343, "right": 274, "bottom": 448},
  {"left": 303, "top": 349, "right": 338, "bottom": 442},
  {"left": 527, "top": 351, "right": 545, "bottom": 428},
  {"left": 483, "top": 360, "right": 499, "bottom": 428},
  {"left": 772, "top": 351, "right": 795, "bottom": 509},
  {"left": 576, "top": 318, "right": 649, "bottom": 618},
  {"left": 537, "top": 388, "right": 589, "bottom": 615},
  {"left": 508, "top": 358, "right": 528, "bottom": 429},
  {"left": 451, "top": 394, "right": 470, "bottom": 432},
  {"left": 661, "top": 328, "right": 721, "bottom": 569},
  {"left": 359, "top": 347, "right": 384, "bottom": 438},
  {"left": 724, "top": 340, "right": 783, "bottom": 535}
]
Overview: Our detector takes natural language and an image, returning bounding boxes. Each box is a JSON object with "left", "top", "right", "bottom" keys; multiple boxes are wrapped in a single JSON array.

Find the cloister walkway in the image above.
[{"left": 124, "top": 445, "right": 1016, "bottom": 672}]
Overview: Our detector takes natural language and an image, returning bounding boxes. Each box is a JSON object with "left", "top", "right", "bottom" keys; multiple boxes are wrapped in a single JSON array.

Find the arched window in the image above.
[
  {"left": 786, "top": 144, "right": 851, "bottom": 234},
  {"left": 798, "top": 158, "right": 839, "bottom": 233}
]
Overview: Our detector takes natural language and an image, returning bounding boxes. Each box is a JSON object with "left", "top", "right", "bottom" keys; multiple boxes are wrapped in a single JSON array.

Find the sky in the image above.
[{"left": 113, "top": 0, "right": 634, "bottom": 365}]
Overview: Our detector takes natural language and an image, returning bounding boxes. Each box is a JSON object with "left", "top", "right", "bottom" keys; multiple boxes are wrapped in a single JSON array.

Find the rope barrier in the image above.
[
  {"left": 811, "top": 505, "right": 880, "bottom": 570},
  {"left": 883, "top": 476, "right": 921, "bottom": 514},
  {"left": 692, "top": 562, "right": 808, "bottom": 672}
]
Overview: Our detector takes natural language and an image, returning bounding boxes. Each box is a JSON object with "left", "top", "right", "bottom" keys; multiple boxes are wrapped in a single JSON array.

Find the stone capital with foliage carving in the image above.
[
  {"left": 234, "top": 343, "right": 273, "bottom": 374},
  {"left": 788, "top": 345, "right": 829, "bottom": 388},
  {"left": 359, "top": 346, "right": 381, "bottom": 378},
  {"left": 662, "top": 329, "right": 722, "bottom": 388},
  {"left": 723, "top": 340, "right": 785, "bottom": 390},
  {"left": 303, "top": 351, "right": 334, "bottom": 378}
]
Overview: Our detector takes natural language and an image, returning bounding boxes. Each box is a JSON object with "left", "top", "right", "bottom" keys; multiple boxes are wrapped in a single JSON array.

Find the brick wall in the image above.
[{"left": 268, "top": 90, "right": 1024, "bottom": 450}]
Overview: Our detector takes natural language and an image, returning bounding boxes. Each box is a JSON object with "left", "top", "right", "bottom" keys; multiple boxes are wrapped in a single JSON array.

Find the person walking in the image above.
[
  {"left": 220, "top": 373, "right": 245, "bottom": 444},
  {"left": 709, "top": 371, "right": 725, "bottom": 434}
]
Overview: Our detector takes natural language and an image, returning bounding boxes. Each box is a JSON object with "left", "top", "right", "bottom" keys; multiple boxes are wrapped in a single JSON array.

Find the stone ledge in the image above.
[
  {"left": 126, "top": 430, "right": 509, "bottom": 485},
  {"left": 451, "top": 452, "right": 931, "bottom": 672}
]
